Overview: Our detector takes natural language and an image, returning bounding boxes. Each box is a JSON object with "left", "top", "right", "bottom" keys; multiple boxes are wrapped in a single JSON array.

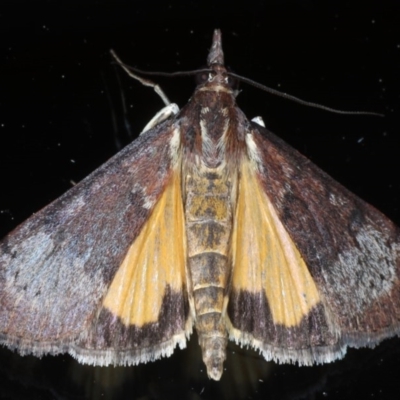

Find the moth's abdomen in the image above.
[{"left": 185, "top": 169, "right": 235, "bottom": 380}]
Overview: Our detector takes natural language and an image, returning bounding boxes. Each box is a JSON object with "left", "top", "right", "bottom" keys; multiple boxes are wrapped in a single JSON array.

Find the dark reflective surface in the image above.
[
  {"left": 1, "top": 1, "right": 400, "bottom": 399},
  {"left": 1, "top": 335, "right": 400, "bottom": 399}
]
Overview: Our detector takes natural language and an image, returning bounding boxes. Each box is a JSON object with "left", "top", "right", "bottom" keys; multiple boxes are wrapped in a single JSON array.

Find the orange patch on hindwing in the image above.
[
  {"left": 102, "top": 170, "right": 186, "bottom": 327},
  {"left": 231, "top": 159, "right": 321, "bottom": 327}
]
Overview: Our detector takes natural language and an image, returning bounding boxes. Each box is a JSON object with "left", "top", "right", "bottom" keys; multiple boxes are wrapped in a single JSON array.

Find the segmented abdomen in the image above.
[{"left": 185, "top": 168, "right": 235, "bottom": 380}]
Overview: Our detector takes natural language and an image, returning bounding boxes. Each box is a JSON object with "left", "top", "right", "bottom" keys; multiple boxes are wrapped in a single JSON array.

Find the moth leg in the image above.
[
  {"left": 110, "top": 49, "right": 180, "bottom": 134},
  {"left": 251, "top": 116, "right": 265, "bottom": 127},
  {"left": 141, "top": 103, "right": 180, "bottom": 134},
  {"left": 110, "top": 49, "right": 171, "bottom": 106}
]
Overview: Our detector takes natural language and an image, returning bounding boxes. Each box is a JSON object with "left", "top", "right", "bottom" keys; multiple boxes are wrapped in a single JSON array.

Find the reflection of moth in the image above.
[{"left": 1, "top": 30, "right": 399, "bottom": 381}]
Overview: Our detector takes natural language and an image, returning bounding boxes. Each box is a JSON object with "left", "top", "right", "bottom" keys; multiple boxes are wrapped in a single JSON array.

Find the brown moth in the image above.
[{"left": 0, "top": 30, "right": 399, "bottom": 381}]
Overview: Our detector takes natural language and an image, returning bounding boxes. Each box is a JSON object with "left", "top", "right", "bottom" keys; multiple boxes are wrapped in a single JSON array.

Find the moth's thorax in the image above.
[{"left": 181, "top": 86, "right": 245, "bottom": 170}]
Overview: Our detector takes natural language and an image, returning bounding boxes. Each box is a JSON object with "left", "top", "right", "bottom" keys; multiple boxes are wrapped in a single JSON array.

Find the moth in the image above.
[{"left": 0, "top": 30, "right": 399, "bottom": 381}]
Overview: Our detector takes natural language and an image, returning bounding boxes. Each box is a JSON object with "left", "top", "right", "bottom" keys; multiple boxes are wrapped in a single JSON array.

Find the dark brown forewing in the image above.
[
  {"left": 0, "top": 120, "right": 181, "bottom": 356},
  {"left": 248, "top": 123, "right": 400, "bottom": 349}
]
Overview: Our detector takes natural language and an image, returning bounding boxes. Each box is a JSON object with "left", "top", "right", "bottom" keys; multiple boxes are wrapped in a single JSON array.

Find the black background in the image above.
[{"left": 1, "top": 1, "right": 400, "bottom": 399}]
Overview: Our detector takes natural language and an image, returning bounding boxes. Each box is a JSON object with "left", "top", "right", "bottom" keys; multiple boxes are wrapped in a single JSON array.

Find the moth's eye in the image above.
[
  {"left": 196, "top": 71, "right": 214, "bottom": 85},
  {"left": 225, "top": 74, "right": 239, "bottom": 91}
]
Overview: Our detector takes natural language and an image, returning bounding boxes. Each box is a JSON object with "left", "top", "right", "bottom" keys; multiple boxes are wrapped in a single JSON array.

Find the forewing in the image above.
[
  {"left": 0, "top": 121, "right": 191, "bottom": 365},
  {"left": 227, "top": 123, "right": 400, "bottom": 365}
]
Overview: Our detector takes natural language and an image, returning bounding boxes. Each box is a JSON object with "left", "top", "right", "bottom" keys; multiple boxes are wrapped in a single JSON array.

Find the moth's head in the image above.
[{"left": 195, "top": 29, "right": 239, "bottom": 96}]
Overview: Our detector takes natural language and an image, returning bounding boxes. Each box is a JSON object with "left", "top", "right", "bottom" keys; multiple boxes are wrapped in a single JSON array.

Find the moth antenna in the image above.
[
  {"left": 228, "top": 72, "right": 384, "bottom": 117},
  {"left": 111, "top": 50, "right": 210, "bottom": 77},
  {"left": 115, "top": 65, "right": 211, "bottom": 78}
]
